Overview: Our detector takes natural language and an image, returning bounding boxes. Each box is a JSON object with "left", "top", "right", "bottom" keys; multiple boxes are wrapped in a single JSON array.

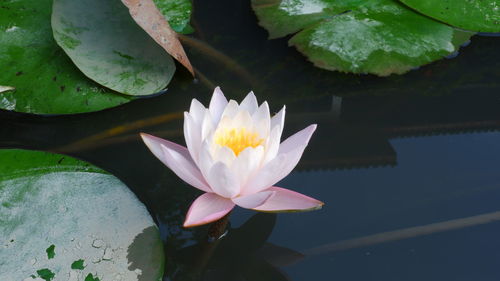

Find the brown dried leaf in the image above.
[{"left": 121, "top": 0, "right": 194, "bottom": 76}]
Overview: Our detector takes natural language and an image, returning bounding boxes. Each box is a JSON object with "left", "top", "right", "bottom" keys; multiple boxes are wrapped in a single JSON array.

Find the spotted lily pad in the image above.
[
  {"left": 252, "top": 0, "right": 473, "bottom": 76},
  {"left": 0, "top": 149, "right": 164, "bottom": 281},
  {"left": 399, "top": 0, "right": 500, "bottom": 33},
  {"left": 52, "top": 0, "right": 176, "bottom": 96},
  {"left": 0, "top": 0, "right": 133, "bottom": 115},
  {"left": 154, "top": 0, "right": 194, "bottom": 34}
]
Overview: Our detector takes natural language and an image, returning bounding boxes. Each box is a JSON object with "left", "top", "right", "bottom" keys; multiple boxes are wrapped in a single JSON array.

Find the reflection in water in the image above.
[
  {"left": 304, "top": 210, "right": 500, "bottom": 256},
  {"left": 166, "top": 213, "right": 304, "bottom": 281}
]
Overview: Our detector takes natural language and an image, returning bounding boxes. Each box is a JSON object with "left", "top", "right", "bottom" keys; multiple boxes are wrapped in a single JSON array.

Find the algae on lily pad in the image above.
[
  {"left": 399, "top": 0, "right": 500, "bottom": 33},
  {"left": 0, "top": 149, "right": 164, "bottom": 281},
  {"left": 252, "top": 0, "right": 473, "bottom": 76},
  {"left": 52, "top": 0, "right": 176, "bottom": 96},
  {"left": 0, "top": 0, "right": 133, "bottom": 115}
]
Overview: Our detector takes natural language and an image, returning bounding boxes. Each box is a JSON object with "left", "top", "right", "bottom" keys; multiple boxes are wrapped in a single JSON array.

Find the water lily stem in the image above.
[
  {"left": 178, "top": 35, "right": 260, "bottom": 87},
  {"left": 208, "top": 212, "right": 231, "bottom": 241}
]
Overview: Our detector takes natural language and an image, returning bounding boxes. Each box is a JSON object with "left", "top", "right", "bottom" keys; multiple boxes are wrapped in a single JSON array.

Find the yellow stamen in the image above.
[{"left": 215, "top": 128, "right": 264, "bottom": 156}]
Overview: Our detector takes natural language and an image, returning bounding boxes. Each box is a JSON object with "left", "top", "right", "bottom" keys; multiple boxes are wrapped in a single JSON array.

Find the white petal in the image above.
[
  {"left": 189, "top": 99, "right": 206, "bottom": 124},
  {"left": 232, "top": 191, "right": 275, "bottom": 209},
  {"left": 231, "top": 110, "right": 253, "bottom": 129},
  {"left": 213, "top": 145, "right": 237, "bottom": 167},
  {"left": 158, "top": 143, "right": 212, "bottom": 193},
  {"left": 221, "top": 100, "right": 239, "bottom": 119},
  {"left": 252, "top": 101, "right": 271, "bottom": 139},
  {"left": 240, "top": 91, "right": 259, "bottom": 114},
  {"left": 241, "top": 153, "right": 287, "bottom": 195},
  {"left": 231, "top": 146, "right": 265, "bottom": 187},
  {"left": 183, "top": 193, "right": 235, "bottom": 227},
  {"left": 198, "top": 141, "right": 215, "bottom": 180},
  {"left": 241, "top": 124, "right": 317, "bottom": 195},
  {"left": 206, "top": 162, "right": 240, "bottom": 198},
  {"left": 271, "top": 105, "right": 286, "bottom": 135},
  {"left": 184, "top": 112, "right": 202, "bottom": 163},
  {"left": 201, "top": 110, "right": 215, "bottom": 142},
  {"left": 209, "top": 86, "right": 228, "bottom": 124},
  {"left": 263, "top": 126, "right": 281, "bottom": 164}
]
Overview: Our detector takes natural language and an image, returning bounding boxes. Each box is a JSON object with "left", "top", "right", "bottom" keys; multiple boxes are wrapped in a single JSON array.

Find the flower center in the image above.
[{"left": 215, "top": 128, "right": 264, "bottom": 156}]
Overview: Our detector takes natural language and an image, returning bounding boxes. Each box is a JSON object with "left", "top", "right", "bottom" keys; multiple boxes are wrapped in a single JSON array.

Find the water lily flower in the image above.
[{"left": 141, "top": 87, "right": 323, "bottom": 227}]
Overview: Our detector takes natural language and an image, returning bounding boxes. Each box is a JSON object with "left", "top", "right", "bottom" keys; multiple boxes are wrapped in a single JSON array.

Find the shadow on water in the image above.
[{"left": 127, "top": 226, "right": 165, "bottom": 281}]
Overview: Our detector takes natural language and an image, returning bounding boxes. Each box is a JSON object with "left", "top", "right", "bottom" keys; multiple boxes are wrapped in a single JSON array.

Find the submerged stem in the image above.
[
  {"left": 178, "top": 35, "right": 260, "bottom": 87},
  {"left": 208, "top": 212, "right": 231, "bottom": 241}
]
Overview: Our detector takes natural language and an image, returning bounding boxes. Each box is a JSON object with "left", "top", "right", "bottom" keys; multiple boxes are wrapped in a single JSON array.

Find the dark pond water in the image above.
[{"left": 2, "top": 0, "right": 500, "bottom": 280}]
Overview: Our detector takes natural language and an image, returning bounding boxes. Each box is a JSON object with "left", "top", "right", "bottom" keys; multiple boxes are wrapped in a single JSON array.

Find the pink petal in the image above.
[
  {"left": 183, "top": 112, "right": 202, "bottom": 163},
  {"left": 206, "top": 162, "right": 240, "bottom": 198},
  {"left": 242, "top": 125, "right": 317, "bottom": 195},
  {"left": 279, "top": 124, "right": 317, "bottom": 154},
  {"left": 209, "top": 87, "right": 228, "bottom": 124},
  {"left": 141, "top": 133, "right": 211, "bottom": 192},
  {"left": 240, "top": 91, "right": 259, "bottom": 114},
  {"left": 184, "top": 193, "right": 235, "bottom": 227},
  {"left": 232, "top": 191, "right": 275, "bottom": 209},
  {"left": 253, "top": 186, "right": 323, "bottom": 212},
  {"left": 157, "top": 143, "right": 212, "bottom": 193}
]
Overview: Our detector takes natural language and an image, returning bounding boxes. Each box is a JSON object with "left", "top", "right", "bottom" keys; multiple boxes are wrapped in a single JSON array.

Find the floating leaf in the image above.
[
  {"left": 252, "top": 0, "right": 473, "bottom": 76},
  {"left": 52, "top": 0, "right": 176, "bottom": 96},
  {"left": 399, "top": 0, "right": 500, "bottom": 33},
  {"left": 154, "top": 0, "right": 194, "bottom": 34},
  {"left": 0, "top": 0, "right": 132, "bottom": 115},
  {"left": 122, "top": 0, "right": 195, "bottom": 75},
  {"left": 0, "top": 149, "right": 164, "bottom": 281}
]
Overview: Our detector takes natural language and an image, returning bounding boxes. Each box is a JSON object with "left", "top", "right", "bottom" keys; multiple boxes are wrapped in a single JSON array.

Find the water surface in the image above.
[{"left": 2, "top": 0, "right": 500, "bottom": 280}]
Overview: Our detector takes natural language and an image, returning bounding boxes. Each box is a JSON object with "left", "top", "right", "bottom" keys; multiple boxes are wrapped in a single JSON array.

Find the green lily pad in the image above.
[
  {"left": 252, "top": 0, "right": 473, "bottom": 76},
  {"left": 0, "top": 149, "right": 164, "bottom": 281},
  {"left": 154, "top": 0, "right": 194, "bottom": 34},
  {"left": 52, "top": 0, "right": 176, "bottom": 96},
  {"left": 399, "top": 0, "right": 500, "bottom": 33},
  {"left": 0, "top": 0, "right": 133, "bottom": 115}
]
